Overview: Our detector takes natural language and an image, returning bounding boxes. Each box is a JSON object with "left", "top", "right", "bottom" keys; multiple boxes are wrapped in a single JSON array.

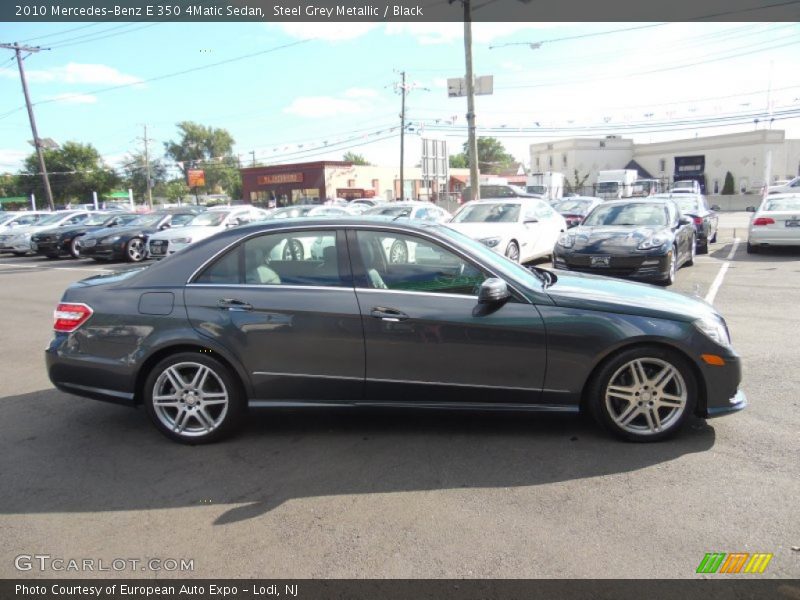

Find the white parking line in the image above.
[
  {"left": 705, "top": 238, "right": 740, "bottom": 305},
  {"left": 0, "top": 263, "right": 111, "bottom": 273}
]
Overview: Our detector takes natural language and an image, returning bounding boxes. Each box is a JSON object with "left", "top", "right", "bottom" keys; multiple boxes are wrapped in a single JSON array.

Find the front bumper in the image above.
[
  {"left": 31, "top": 238, "right": 67, "bottom": 255},
  {"left": 553, "top": 250, "right": 670, "bottom": 282},
  {"left": 706, "top": 389, "right": 747, "bottom": 417},
  {"left": 80, "top": 239, "right": 126, "bottom": 260},
  {"left": 699, "top": 351, "right": 745, "bottom": 418}
]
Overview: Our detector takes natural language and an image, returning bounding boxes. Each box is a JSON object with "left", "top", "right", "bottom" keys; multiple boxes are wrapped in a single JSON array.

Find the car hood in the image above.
[
  {"left": 447, "top": 222, "right": 518, "bottom": 240},
  {"left": 149, "top": 224, "right": 220, "bottom": 242},
  {"left": 565, "top": 225, "right": 667, "bottom": 252},
  {"left": 33, "top": 223, "right": 107, "bottom": 239},
  {"left": 545, "top": 269, "right": 716, "bottom": 322},
  {"left": 82, "top": 224, "right": 157, "bottom": 241}
]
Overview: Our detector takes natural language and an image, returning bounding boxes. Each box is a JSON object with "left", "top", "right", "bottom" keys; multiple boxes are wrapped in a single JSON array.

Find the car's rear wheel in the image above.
[
  {"left": 282, "top": 238, "right": 304, "bottom": 260},
  {"left": 505, "top": 241, "right": 520, "bottom": 263},
  {"left": 143, "top": 352, "right": 246, "bottom": 444},
  {"left": 126, "top": 238, "right": 146, "bottom": 262},
  {"left": 389, "top": 240, "right": 408, "bottom": 264},
  {"left": 69, "top": 237, "right": 82, "bottom": 259},
  {"left": 587, "top": 346, "right": 697, "bottom": 442},
  {"left": 746, "top": 242, "right": 759, "bottom": 254}
]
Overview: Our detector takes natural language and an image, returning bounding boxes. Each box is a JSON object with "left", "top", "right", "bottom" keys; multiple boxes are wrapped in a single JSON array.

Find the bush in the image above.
[{"left": 721, "top": 171, "right": 735, "bottom": 195}]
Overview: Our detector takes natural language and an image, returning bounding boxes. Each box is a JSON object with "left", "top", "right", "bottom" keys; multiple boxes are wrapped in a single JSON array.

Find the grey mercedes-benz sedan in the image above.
[{"left": 46, "top": 218, "right": 745, "bottom": 444}]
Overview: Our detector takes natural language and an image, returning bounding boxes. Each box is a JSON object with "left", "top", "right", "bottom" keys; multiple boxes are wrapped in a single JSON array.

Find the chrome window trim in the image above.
[
  {"left": 253, "top": 371, "right": 362, "bottom": 381},
  {"left": 354, "top": 287, "right": 478, "bottom": 300},
  {"left": 186, "top": 221, "right": 532, "bottom": 303},
  {"left": 187, "top": 283, "right": 354, "bottom": 292}
]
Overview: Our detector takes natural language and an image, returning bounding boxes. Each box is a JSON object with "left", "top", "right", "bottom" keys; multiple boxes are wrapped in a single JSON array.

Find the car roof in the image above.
[{"left": 599, "top": 198, "right": 673, "bottom": 207}]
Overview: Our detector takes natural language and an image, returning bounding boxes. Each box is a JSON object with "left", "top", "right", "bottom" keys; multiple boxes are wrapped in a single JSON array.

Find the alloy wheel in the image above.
[
  {"left": 604, "top": 357, "right": 688, "bottom": 436},
  {"left": 389, "top": 240, "right": 408, "bottom": 264},
  {"left": 70, "top": 237, "right": 81, "bottom": 258},
  {"left": 151, "top": 362, "right": 230, "bottom": 438},
  {"left": 505, "top": 241, "right": 520, "bottom": 263},
  {"left": 126, "top": 238, "right": 146, "bottom": 262}
]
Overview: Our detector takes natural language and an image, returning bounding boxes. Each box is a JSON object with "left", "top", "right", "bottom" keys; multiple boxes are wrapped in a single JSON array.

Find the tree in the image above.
[
  {"left": 448, "top": 137, "right": 516, "bottom": 174},
  {"left": 342, "top": 152, "right": 371, "bottom": 166},
  {"left": 164, "top": 179, "right": 190, "bottom": 204},
  {"left": 18, "top": 141, "right": 119, "bottom": 205},
  {"left": 721, "top": 171, "right": 735, "bottom": 195},
  {"left": 564, "top": 169, "right": 591, "bottom": 194},
  {"left": 163, "top": 121, "right": 240, "bottom": 196},
  {"left": 121, "top": 151, "right": 168, "bottom": 202}
]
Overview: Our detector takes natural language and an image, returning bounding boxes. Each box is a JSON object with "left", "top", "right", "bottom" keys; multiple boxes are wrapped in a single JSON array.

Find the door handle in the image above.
[
  {"left": 370, "top": 307, "right": 409, "bottom": 322},
  {"left": 217, "top": 298, "right": 253, "bottom": 311}
]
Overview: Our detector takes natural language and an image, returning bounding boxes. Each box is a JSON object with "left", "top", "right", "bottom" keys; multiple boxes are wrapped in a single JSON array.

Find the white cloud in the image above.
[
  {"left": 284, "top": 96, "right": 367, "bottom": 118},
  {"left": 0, "top": 148, "right": 29, "bottom": 172},
  {"left": 343, "top": 87, "right": 379, "bottom": 99},
  {"left": 0, "top": 62, "right": 142, "bottom": 86},
  {"left": 49, "top": 93, "right": 98, "bottom": 104},
  {"left": 271, "top": 23, "right": 379, "bottom": 41}
]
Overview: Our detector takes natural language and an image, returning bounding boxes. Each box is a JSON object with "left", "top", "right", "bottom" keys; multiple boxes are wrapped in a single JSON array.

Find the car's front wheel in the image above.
[
  {"left": 143, "top": 352, "right": 246, "bottom": 444},
  {"left": 587, "top": 346, "right": 697, "bottom": 442},
  {"left": 504, "top": 241, "right": 520, "bottom": 263},
  {"left": 69, "top": 236, "right": 82, "bottom": 259},
  {"left": 126, "top": 237, "right": 146, "bottom": 262}
]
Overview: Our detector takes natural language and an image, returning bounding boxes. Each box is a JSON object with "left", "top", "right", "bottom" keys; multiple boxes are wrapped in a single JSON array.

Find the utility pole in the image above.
[
  {"left": 399, "top": 70, "right": 406, "bottom": 201},
  {"left": 1, "top": 42, "right": 54, "bottom": 210},
  {"left": 250, "top": 150, "right": 256, "bottom": 167},
  {"left": 142, "top": 124, "right": 153, "bottom": 208},
  {"left": 462, "top": 1, "right": 480, "bottom": 202}
]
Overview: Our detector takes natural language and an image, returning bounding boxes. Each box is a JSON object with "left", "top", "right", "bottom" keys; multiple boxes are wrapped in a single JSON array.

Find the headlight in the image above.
[
  {"left": 693, "top": 316, "right": 731, "bottom": 348},
  {"left": 101, "top": 235, "right": 121, "bottom": 244},
  {"left": 637, "top": 234, "right": 669, "bottom": 250},
  {"left": 557, "top": 232, "right": 575, "bottom": 248},
  {"left": 171, "top": 237, "right": 192, "bottom": 244},
  {"left": 479, "top": 236, "right": 501, "bottom": 248}
]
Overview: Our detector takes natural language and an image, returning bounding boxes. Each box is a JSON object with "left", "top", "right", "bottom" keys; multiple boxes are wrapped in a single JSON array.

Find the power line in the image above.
[
  {"left": 19, "top": 23, "right": 104, "bottom": 43},
  {"left": 48, "top": 22, "right": 164, "bottom": 49}
]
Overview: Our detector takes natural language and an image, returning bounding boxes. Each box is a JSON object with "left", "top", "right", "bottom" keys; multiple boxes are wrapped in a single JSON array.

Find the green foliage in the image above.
[
  {"left": 342, "top": 152, "right": 371, "bottom": 166},
  {"left": 18, "top": 141, "right": 119, "bottom": 204},
  {"left": 163, "top": 121, "right": 239, "bottom": 196},
  {"left": 564, "top": 169, "right": 591, "bottom": 193},
  {"left": 721, "top": 171, "right": 735, "bottom": 195},
  {"left": 121, "top": 151, "right": 168, "bottom": 202},
  {"left": 0, "top": 173, "right": 22, "bottom": 198},
  {"left": 448, "top": 137, "right": 516, "bottom": 174},
  {"left": 164, "top": 179, "right": 190, "bottom": 204}
]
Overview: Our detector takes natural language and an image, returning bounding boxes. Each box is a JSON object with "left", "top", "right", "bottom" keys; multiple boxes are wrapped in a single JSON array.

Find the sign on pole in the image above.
[{"left": 447, "top": 75, "right": 493, "bottom": 98}]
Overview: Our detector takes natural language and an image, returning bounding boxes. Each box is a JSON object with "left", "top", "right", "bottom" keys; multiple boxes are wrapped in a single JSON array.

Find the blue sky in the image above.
[{"left": 1, "top": 21, "right": 799, "bottom": 177}]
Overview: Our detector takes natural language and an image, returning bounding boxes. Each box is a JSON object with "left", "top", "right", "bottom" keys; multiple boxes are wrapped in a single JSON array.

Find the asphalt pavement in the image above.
[{"left": 0, "top": 213, "right": 798, "bottom": 579}]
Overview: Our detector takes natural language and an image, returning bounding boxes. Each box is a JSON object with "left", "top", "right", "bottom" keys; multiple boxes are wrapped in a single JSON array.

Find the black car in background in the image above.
[
  {"left": 31, "top": 212, "right": 139, "bottom": 259},
  {"left": 46, "top": 218, "right": 745, "bottom": 445},
  {"left": 553, "top": 199, "right": 696, "bottom": 285},
  {"left": 551, "top": 196, "right": 604, "bottom": 228},
  {"left": 79, "top": 211, "right": 197, "bottom": 262},
  {"left": 651, "top": 193, "right": 719, "bottom": 254}
]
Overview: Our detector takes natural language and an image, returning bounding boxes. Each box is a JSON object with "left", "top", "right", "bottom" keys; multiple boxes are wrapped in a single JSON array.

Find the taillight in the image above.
[
  {"left": 752, "top": 217, "right": 775, "bottom": 226},
  {"left": 54, "top": 302, "right": 93, "bottom": 333},
  {"left": 693, "top": 216, "right": 703, "bottom": 225}
]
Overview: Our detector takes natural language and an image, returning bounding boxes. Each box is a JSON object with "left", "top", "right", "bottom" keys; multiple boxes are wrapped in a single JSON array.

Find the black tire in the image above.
[
  {"left": 389, "top": 240, "right": 408, "bottom": 264},
  {"left": 12, "top": 251, "right": 27, "bottom": 257},
  {"left": 685, "top": 235, "right": 696, "bottom": 266},
  {"left": 746, "top": 242, "right": 758, "bottom": 254},
  {"left": 143, "top": 352, "right": 246, "bottom": 444},
  {"left": 710, "top": 230, "right": 717, "bottom": 244},
  {"left": 697, "top": 240, "right": 709, "bottom": 255},
  {"left": 45, "top": 253, "right": 60, "bottom": 260},
  {"left": 586, "top": 345, "right": 698, "bottom": 442},
  {"left": 659, "top": 246, "right": 677, "bottom": 286},
  {"left": 505, "top": 241, "right": 520, "bottom": 263},
  {"left": 69, "top": 236, "right": 82, "bottom": 259},
  {"left": 282, "top": 238, "right": 304, "bottom": 260},
  {"left": 125, "top": 237, "right": 146, "bottom": 263}
]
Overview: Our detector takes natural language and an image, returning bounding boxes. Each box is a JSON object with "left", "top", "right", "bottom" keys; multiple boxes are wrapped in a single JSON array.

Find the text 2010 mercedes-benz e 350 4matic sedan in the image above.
[{"left": 46, "top": 218, "right": 746, "bottom": 444}]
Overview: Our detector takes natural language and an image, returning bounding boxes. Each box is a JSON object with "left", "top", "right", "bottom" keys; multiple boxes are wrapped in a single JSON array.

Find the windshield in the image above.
[
  {"left": 583, "top": 203, "right": 668, "bottom": 227},
  {"left": 364, "top": 205, "right": 412, "bottom": 217},
  {"left": 553, "top": 200, "right": 593, "bottom": 214},
  {"left": 190, "top": 211, "right": 229, "bottom": 227},
  {"left": 763, "top": 198, "right": 800, "bottom": 212},
  {"left": 126, "top": 214, "right": 164, "bottom": 228},
  {"left": 452, "top": 203, "right": 520, "bottom": 223},
  {"left": 674, "top": 198, "right": 700, "bottom": 213},
  {"left": 35, "top": 212, "right": 72, "bottom": 226}
]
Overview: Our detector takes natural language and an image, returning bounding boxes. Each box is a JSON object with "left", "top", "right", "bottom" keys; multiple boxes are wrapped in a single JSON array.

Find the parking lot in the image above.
[{"left": 0, "top": 212, "right": 797, "bottom": 579}]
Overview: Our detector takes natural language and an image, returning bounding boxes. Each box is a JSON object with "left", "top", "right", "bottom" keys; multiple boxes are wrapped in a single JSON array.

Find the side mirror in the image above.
[
  {"left": 710, "top": 204, "right": 721, "bottom": 211},
  {"left": 159, "top": 223, "right": 171, "bottom": 230},
  {"left": 478, "top": 278, "right": 510, "bottom": 305},
  {"left": 745, "top": 206, "right": 756, "bottom": 213},
  {"left": 226, "top": 218, "right": 241, "bottom": 228}
]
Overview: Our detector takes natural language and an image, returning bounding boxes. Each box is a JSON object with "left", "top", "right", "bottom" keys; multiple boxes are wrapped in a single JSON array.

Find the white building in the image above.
[{"left": 530, "top": 130, "right": 800, "bottom": 194}]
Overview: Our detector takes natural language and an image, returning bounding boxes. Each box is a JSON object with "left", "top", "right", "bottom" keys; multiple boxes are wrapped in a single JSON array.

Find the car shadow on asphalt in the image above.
[
  {"left": 0, "top": 389, "right": 716, "bottom": 525},
  {"left": 711, "top": 244, "right": 800, "bottom": 262}
]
